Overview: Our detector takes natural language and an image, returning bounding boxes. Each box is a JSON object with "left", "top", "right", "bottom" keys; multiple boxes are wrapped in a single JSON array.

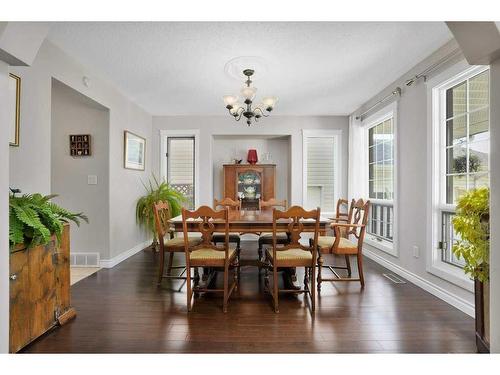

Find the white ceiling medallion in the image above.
[{"left": 224, "top": 56, "right": 269, "bottom": 81}]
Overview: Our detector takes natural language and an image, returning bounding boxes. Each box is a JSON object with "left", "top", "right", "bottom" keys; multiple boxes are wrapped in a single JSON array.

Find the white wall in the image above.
[
  {"left": 51, "top": 79, "right": 110, "bottom": 260},
  {"left": 490, "top": 58, "right": 500, "bottom": 353},
  {"left": 0, "top": 60, "right": 10, "bottom": 353},
  {"left": 212, "top": 135, "right": 290, "bottom": 203},
  {"left": 153, "top": 116, "right": 349, "bottom": 207},
  {"left": 9, "top": 40, "right": 152, "bottom": 264},
  {"left": 351, "top": 40, "right": 475, "bottom": 312}
]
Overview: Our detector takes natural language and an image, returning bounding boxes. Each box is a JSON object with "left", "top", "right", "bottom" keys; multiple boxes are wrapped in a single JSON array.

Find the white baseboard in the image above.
[
  {"left": 99, "top": 239, "right": 151, "bottom": 269},
  {"left": 363, "top": 248, "right": 475, "bottom": 317}
]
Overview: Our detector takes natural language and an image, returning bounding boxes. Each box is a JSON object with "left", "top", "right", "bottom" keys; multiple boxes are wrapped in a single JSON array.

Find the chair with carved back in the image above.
[
  {"left": 152, "top": 201, "right": 202, "bottom": 286},
  {"left": 311, "top": 198, "right": 352, "bottom": 283},
  {"left": 257, "top": 198, "right": 289, "bottom": 261},
  {"left": 264, "top": 205, "right": 320, "bottom": 313},
  {"left": 315, "top": 198, "right": 370, "bottom": 289},
  {"left": 212, "top": 197, "right": 242, "bottom": 260},
  {"left": 182, "top": 206, "right": 239, "bottom": 313}
]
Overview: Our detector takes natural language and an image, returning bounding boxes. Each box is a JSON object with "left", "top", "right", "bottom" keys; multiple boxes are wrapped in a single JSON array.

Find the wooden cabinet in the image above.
[
  {"left": 223, "top": 164, "right": 276, "bottom": 209},
  {"left": 9, "top": 225, "right": 75, "bottom": 353}
]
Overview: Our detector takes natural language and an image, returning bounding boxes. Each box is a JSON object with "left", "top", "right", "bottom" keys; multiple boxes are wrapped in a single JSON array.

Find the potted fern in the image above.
[
  {"left": 9, "top": 192, "right": 88, "bottom": 250},
  {"left": 452, "top": 187, "right": 489, "bottom": 353},
  {"left": 135, "top": 176, "right": 187, "bottom": 250}
]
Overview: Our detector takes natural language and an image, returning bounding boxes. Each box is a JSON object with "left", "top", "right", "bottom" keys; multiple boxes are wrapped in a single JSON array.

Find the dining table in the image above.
[{"left": 169, "top": 209, "right": 329, "bottom": 268}]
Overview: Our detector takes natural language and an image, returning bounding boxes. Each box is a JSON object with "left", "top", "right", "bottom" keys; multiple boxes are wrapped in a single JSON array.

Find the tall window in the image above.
[
  {"left": 303, "top": 130, "right": 341, "bottom": 214},
  {"left": 438, "top": 68, "right": 489, "bottom": 268},
  {"left": 166, "top": 137, "right": 195, "bottom": 209},
  {"left": 366, "top": 116, "right": 394, "bottom": 245}
]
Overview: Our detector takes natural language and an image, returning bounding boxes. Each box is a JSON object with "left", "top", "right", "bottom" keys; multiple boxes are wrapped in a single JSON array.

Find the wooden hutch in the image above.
[{"left": 223, "top": 164, "right": 276, "bottom": 210}]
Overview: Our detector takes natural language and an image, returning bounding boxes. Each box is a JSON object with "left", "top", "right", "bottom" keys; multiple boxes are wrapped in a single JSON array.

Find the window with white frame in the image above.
[
  {"left": 365, "top": 115, "right": 395, "bottom": 248},
  {"left": 166, "top": 136, "right": 196, "bottom": 209},
  {"left": 303, "top": 130, "right": 341, "bottom": 215},
  {"left": 429, "top": 65, "right": 489, "bottom": 289}
]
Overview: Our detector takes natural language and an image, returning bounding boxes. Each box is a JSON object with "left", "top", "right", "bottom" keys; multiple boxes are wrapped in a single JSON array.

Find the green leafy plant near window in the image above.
[
  {"left": 452, "top": 187, "right": 489, "bottom": 282},
  {"left": 9, "top": 193, "right": 88, "bottom": 251},
  {"left": 136, "top": 175, "right": 187, "bottom": 248}
]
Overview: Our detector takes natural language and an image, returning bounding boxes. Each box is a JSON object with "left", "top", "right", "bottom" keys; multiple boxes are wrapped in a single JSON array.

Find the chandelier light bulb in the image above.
[
  {"left": 262, "top": 96, "right": 277, "bottom": 109},
  {"left": 223, "top": 95, "right": 239, "bottom": 108},
  {"left": 241, "top": 86, "right": 257, "bottom": 101}
]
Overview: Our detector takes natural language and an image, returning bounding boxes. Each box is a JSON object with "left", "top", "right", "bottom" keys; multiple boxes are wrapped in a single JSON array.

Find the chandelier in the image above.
[{"left": 223, "top": 69, "right": 277, "bottom": 126}]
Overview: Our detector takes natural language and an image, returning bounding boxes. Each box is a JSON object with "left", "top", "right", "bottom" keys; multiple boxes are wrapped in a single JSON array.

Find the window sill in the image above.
[
  {"left": 364, "top": 236, "right": 398, "bottom": 257},
  {"left": 427, "top": 257, "right": 474, "bottom": 292}
]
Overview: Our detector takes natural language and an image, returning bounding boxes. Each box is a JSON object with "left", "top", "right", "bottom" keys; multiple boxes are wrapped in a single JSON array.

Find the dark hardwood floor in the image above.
[{"left": 23, "top": 242, "right": 476, "bottom": 353}]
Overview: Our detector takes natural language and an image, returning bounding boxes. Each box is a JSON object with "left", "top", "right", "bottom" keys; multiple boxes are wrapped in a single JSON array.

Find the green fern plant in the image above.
[
  {"left": 9, "top": 193, "right": 88, "bottom": 251},
  {"left": 136, "top": 175, "right": 187, "bottom": 247},
  {"left": 452, "top": 187, "right": 489, "bottom": 282}
]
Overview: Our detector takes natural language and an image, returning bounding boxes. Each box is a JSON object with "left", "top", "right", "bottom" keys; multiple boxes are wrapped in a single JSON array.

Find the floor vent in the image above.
[
  {"left": 382, "top": 273, "right": 406, "bottom": 284},
  {"left": 71, "top": 252, "right": 100, "bottom": 267}
]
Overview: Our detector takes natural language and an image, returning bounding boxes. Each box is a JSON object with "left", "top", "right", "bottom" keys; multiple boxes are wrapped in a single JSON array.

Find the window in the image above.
[
  {"left": 166, "top": 137, "right": 195, "bottom": 209},
  {"left": 365, "top": 114, "right": 395, "bottom": 249},
  {"left": 428, "top": 65, "right": 489, "bottom": 288},
  {"left": 303, "top": 130, "right": 341, "bottom": 215}
]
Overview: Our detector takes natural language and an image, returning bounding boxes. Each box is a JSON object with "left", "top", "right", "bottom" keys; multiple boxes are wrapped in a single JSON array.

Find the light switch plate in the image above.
[
  {"left": 87, "top": 175, "right": 98, "bottom": 185},
  {"left": 413, "top": 245, "right": 419, "bottom": 258}
]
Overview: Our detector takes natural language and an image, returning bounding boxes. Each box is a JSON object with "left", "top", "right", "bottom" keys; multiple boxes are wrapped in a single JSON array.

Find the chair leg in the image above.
[
  {"left": 345, "top": 255, "right": 352, "bottom": 277},
  {"left": 236, "top": 238, "right": 241, "bottom": 263},
  {"left": 223, "top": 263, "right": 229, "bottom": 313},
  {"left": 273, "top": 265, "right": 279, "bottom": 313},
  {"left": 166, "top": 252, "right": 174, "bottom": 275},
  {"left": 157, "top": 249, "right": 165, "bottom": 285},
  {"left": 186, "top": 266, "right": 193, "bottom": 312},
  {"left": 357, "top": 252, "right": 365, "bottom": 288},
  {"left": 317, "top": 250, "right": 323, "bottom": 291},
  {"left": 310, "top": 266, "right": 316, "bottom": 312},
  {"left": 258, "top": 240, "right": 263, "bottom": 262}
]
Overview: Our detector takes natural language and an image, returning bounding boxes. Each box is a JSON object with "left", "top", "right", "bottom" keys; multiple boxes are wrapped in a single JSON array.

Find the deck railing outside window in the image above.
[
  {"left": 441, "top": 210, "right": 465, "bottom": 268},
  {"left": 171, "top": 183, "right": 194, "bottom": 210},
  {"left": 367, "top": 201, "right": 393, "bottom": 243}
]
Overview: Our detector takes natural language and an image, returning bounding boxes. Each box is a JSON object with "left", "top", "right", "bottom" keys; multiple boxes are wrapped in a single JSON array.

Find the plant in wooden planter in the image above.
[
  {"left": 8, "top": 192, "right": 88, "bottom": 352},
  {"left": 9, "top": 192, "right": 88, "bottom": 250},
  {"left": 136, "top": 175, "right": 187, "bottom": 249},
  {"left": 452, "top": 187, "right": 489, "bottom": 352}
]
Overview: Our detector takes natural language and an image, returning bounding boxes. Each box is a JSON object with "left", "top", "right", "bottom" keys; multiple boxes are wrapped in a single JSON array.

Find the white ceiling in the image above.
[{"left": 47, "top": 22, "right": 452, "bottom": 116}]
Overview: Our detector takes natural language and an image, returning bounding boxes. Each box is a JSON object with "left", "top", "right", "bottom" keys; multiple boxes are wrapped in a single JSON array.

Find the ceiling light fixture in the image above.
[{"left": 223, "top": 69, "right": 277, "bottom": 126}]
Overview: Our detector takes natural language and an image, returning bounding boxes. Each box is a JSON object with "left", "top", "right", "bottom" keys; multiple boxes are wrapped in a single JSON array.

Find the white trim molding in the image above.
[
  {"left": 100, "top": 240, "right": 151, "bottom": 268},
  {"left": 426, "top": 61, "right": 487, "bottom": 292},
  {"left": 159, "top": 129, "right": 200, "bottom": 208},
  {"left": 363, "top": 248, "right": 474, "bottom": 317},
  {"left": 302, "top": 129, "right": 342, "bottom": 216}
]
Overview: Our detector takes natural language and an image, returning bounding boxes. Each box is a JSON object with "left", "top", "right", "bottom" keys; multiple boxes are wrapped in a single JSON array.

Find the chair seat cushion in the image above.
[
  {"left": 317, "top": 236, "right": 358, "bottom": 254},
  {"left": 190, "top": 247, "right": 236, "bottom": 263},
  {"left": 164, "top": 235, "right": 202, "bottom": 248},
  {"left": 266, "top": 248, "right": 313, "bottom": 266},
  {"left": 212, "top": 233, "right": 240, "bottom": 243}
]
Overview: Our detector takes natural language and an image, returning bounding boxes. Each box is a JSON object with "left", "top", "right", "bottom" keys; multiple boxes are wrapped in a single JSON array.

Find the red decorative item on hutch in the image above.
[{"left": 247, "top": 149, "right": 258, "bottom": 164}]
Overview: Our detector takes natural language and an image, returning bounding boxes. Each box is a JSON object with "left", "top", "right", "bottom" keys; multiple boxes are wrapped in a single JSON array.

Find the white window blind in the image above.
[
  {"left": 305, "top": 136, "right": 336, "bottom": 213},
  {"left": 167, "top": 137, "right": 195, "bottom": 209}
]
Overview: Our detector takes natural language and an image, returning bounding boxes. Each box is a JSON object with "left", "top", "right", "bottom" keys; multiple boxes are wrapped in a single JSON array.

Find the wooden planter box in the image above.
[
  {"left": 475, "top": 278, "right": 490, "bottom": 353},
  {"left": 9, "top": 224, "right": 76, "bottom": 353}
]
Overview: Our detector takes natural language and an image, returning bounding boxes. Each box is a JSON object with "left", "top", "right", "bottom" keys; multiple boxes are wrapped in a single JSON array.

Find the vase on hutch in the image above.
[{"left": 247, "top": 149, "right": 258, "bottom": 164}]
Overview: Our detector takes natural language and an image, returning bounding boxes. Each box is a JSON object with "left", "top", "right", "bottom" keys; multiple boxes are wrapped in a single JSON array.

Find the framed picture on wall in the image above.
[
  {"left": 9, "top": 73, "right": 21, "bottom": 146},
  {"left": 124, "top": 130, "right": 146, "bottom": 170}
]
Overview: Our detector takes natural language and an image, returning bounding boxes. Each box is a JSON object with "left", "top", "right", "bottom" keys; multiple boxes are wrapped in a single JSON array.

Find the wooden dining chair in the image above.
[
  {"left": 212, "top": 197, "right": 241, "bottom": 260},
  {"left": 152, "top": 201, "right": 202, "bottom": 286},
  {"left": 258, "top": 198, "right": 288, "bottom": 261},
  {"left": 264, "top": 205, "right": 320, "bottom": 313},
  {"left": 311, "top": 198, "right": 352, "bottom": 282},
  {"left": 182, "top": 206, "right": 239, "bottom": 313},
  {"left": 314, "top": 198, "right": 370, "bottom": 290}
]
